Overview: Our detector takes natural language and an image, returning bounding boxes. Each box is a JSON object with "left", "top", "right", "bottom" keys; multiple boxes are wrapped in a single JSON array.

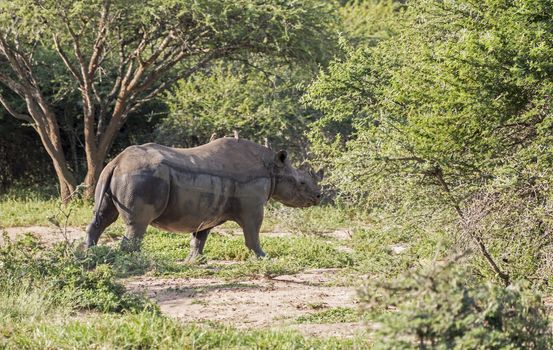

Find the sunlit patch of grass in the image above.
[
  {"left": 0, "top": 309, "right": 368, "bottom": 349},
  {"left": 78, "top": 228, "right": 354, "bottom": 281},
  {"left": 336, "top": 224, "right": 451, "bottom": 283},
  {"left": 0, "top": 196, "right": 92, "bottom": 227},
  {"left": 295, "top": 307, "right": 364, "bottom": 324},
  {"left": 117, "top": 229, "right": 355, "bottom": 280}
]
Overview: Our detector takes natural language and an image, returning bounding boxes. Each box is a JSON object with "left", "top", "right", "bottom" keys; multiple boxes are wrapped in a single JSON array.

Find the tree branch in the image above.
[
  {"left": 52, "top": 35, "right": 83, "bottom": 84},
  {"left": 0, "top": 94, "right": 33, "bottom": 122},
  {"left": 88, "top": 0, "right": 111, "bottom": 77},
  {"left": 61, "top": 13, "right": 88, "bottom": 84},
  {"left": 432, "top": 166, "right": 510, "bottom": 286},
  {"left": 125, "top": 50, "right": 220, "bottom": 116},
  {"left": 0, "top": 71, "right": 26, "bottom": 96}
]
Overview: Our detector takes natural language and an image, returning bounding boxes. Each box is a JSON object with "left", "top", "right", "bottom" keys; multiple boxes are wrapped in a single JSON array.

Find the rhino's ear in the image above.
[{"left": 275, "top": 150, "right": 288, "bottom": 167}]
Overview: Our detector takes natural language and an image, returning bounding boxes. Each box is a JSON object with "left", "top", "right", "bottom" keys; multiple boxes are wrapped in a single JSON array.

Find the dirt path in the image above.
[
  {"left": 125, "top": 268, "right": 365, "bottom": 338},
  {"left": 0, "top": 225, "right": 86, "bottom": 245}
]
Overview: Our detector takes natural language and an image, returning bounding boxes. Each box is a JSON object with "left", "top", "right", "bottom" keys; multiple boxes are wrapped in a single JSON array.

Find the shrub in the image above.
[
  {"left": 307, "top": 0, "right": 553, "bottom": 288},
  {"left": 360, "top": 259, "right": 553, "bottom": 349},
  {"left": 0, "top": 233, "right": 153, "bottom": 313}
]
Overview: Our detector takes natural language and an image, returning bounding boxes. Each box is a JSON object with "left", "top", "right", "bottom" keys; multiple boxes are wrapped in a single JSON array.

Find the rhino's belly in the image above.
[
  {"left": 151, "top": 171, "right": 270, "bottom": 232},
  {"left": 152, "top": 173, "right": 235, "bottom": 232}
]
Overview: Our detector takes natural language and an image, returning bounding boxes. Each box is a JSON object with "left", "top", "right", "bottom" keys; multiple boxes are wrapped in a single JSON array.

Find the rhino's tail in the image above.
[{"left": 92, "top": 164, "right": 115, "bottom": 228}]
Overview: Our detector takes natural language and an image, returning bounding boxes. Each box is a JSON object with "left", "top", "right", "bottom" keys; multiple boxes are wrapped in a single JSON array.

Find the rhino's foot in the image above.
[
  {"left": 120, "top": 236, "right": 142, "bottom": 253},
  {"left": 184, "top": 254, "right": 207, "bottom": 265},
  {"left": 254, "top": 249, "right": 267, "bottom": 259}
]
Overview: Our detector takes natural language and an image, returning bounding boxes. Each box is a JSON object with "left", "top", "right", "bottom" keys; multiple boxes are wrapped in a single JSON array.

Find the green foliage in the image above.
[
  {"left": 157, "top": 62, "right": 319, "bottom": 157},
  {"left": 0, "top": 0, "right": 339, "bottom": 195},
  {"left": 0, "top": 234, "right": 152, "bottom": 313},
  {"left": 307, "top": 0, "right": 553, "bottom": 285},
  {"left": 0, "top": 0, "right": 339, "bottom": 86},
  {"left": 339, "top": 0, "right": 404, "bottom": 46},
  {"left": 309, "top": 0, "right": 553, "bottom": 202},
  {"left": 361, "top": 260, "right": 553, "bottom": 349}
]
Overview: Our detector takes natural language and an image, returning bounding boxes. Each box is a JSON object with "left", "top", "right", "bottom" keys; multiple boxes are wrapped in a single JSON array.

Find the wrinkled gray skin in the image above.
[{"left": 86, "top": 138, "right": 322, "bottom": 260}]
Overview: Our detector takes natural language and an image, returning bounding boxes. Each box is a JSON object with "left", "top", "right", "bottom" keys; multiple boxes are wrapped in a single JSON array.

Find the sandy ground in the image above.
[
  {"left": 1, "top": 226, "right": 367, "bottom": 338},
  {"left": 126, "top": 269, "right": 365, "bottom": 337},
  {"left": 0, "top": 225, "right": 86, "bottom": 245}
]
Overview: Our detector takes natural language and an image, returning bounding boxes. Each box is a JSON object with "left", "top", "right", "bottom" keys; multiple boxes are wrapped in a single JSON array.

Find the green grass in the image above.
[
  {"left": 0, "top": 189, "right": 363, "bottom": 235},
  {"left": 1, "top": 310, "right": 369, "bottom": 349},
  {"left": 0, "top": 196, "right": 92, "bottom": 227},
  {"left": 295, "top": 307, "right": 365, "bottom": 324},
  {"left": 0, "top": 284, "right": 369, "bottom": 349},
  {"left": 84, "top": 228, "right": 354, "bottom": 280},
  {"left": 339, "top": 225, "right": 452, "bottom": 280},
  {"left": 264, "top": 203, "right": 368, "bottom": 234}
]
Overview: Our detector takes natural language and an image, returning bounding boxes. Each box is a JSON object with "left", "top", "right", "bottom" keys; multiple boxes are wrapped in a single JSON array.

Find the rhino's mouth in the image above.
[{"left": 295, "top": 195, "right": 321, "bottom": 207}]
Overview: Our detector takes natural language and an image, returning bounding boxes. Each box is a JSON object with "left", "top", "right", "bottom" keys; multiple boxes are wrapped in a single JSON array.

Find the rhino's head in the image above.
[{"left": 271, "top": 150, "right": 323, "bottom": 208}]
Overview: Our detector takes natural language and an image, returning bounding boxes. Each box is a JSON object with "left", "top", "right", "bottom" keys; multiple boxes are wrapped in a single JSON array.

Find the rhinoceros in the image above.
[{"left": 85, "top": 137, "right": 322, "bottom": 260}]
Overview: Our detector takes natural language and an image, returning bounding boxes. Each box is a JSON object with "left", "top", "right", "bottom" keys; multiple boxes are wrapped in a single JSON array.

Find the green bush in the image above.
[
  {"left": 307, "top": 0, "right": 553, "bottom": 287},
  {"left": 0, "top": 234, "right": 153, "bottom": 313},
  {"left": 156, "top": 61, "right": 323, "bottom": 160},
  {"left": 361, "top": 259, "right": 553, "bottom": 349}
]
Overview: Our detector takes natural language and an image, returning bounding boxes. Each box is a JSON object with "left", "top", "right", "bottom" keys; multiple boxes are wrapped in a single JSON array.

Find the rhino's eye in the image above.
[{"left": 299, "top": 181, "right": 306, "bottom": 186}]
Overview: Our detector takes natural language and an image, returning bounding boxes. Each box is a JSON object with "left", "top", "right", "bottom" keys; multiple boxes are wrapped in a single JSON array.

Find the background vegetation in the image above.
[{"left": 1, "top": 0, "right": 552, "bottom": 348}]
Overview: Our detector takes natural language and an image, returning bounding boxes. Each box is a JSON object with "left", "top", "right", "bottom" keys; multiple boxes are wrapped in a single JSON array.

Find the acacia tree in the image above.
[{"left": 0, "top": 0, "right": 337, "bottom": 200}]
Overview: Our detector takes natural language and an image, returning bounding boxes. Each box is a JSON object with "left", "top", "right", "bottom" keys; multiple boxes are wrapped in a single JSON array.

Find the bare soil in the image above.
[
  {"left": 125, "top": 268, "right": 365, "bottom": 337},
  {"left": 0, "top": 225, "right": 86, "bottom": 245}
]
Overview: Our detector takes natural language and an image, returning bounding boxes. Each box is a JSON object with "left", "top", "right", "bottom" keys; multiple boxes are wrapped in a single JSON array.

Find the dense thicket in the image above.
[
  {"left": 156, "top": 62, "right": 320, "bottom": 160},
  {"left": 307, "top": 0, "right": 552, "bottom": 285},
  {"left": 0, "top": 110, "right": 53, "bottom": 192}
]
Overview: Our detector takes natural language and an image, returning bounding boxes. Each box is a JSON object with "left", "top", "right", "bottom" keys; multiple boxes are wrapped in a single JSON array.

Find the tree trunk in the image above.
[
  {"left": 37, "top": 132, "right": 77, "bottom": 202},
  {"left": 57, "top": 168, "right": 76, "bottom": 203},
  {"left": 31, "top": 111, "right": 78, "bottom": 203},
  {"left": 83, "top": 152, "right": 105, "bottom": 199}
]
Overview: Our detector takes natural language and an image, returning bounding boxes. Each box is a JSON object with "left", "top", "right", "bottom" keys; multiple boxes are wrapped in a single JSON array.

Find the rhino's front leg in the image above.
[
  {"left": 238, "top": 205, "right": 266, "bottom": 258},
  {"left": 186, "top": 229, "right": 210, "bottom": 263}
]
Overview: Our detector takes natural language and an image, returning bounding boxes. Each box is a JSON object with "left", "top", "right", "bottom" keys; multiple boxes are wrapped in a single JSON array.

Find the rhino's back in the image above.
[{"left": 114, "top": 138, "right": 274, "bottom": 182}]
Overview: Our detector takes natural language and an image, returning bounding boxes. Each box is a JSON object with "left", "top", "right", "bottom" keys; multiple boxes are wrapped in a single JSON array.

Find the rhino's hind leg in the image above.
[
  {"left": 185, "top": 229, "right": 210, "bottom": 263},
  {"left": 120, "top": 223, "right": 148, "bottom": 252},
  {"left": 86, "top": 197, "right": 119, "bottom": 247}
]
